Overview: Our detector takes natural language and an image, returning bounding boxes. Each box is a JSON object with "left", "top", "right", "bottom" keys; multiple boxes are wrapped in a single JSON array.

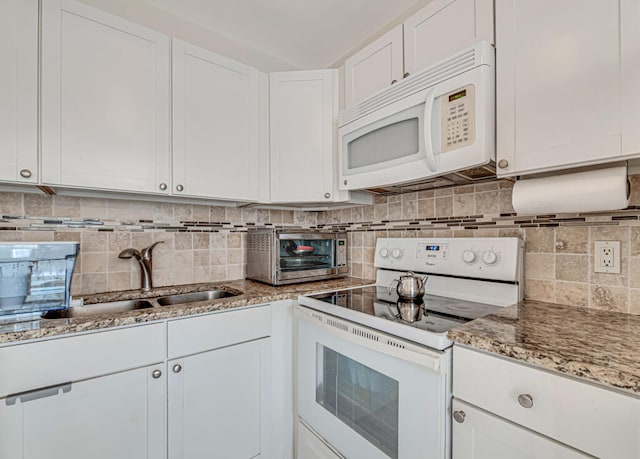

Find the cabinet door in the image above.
[
  {"left": 404, "top": 0, "right": 493, "bottom": 76},
  {"left": 452, "top": 400, "right": 591, "bottom": 459},
  {"left": 0, "top": 366, "right": 166, "bottom": 459},
  {"left": 495, "top": 0, "right": 635, "bottom": 176},
  {"left": 344, "top": 25, "right": 403, "bottom": 107},
  {"left": 168, "top": 338, "right": 272, "bottom": 459},
  {"left": 41, "top": 0, "right": 171, "bottom": 194},
  {"left": 0, "top": 0, "right": 38, "bottom": 184},
  {"left": 270, "top": 70, "right": 337, "bottom": 203},
  {"left": 172, "top": 39, "right": 266, "bottom": 201}
]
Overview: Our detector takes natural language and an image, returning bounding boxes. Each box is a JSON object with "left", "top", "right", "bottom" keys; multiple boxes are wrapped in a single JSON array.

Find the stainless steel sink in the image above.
[
  {"left": 156, "top": 290, "right": 237, "bottom": 306},
  {"left": 42, "top": 299, "right": 154, "bottom": 319}
]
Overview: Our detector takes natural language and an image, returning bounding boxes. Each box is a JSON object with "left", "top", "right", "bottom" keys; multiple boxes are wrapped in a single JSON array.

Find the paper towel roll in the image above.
[{"left": 512, "top": 164, "right": 630, "bottom": 214}]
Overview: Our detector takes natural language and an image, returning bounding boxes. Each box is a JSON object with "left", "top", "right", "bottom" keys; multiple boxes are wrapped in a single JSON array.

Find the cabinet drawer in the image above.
[
  {"left": 0, "top": 323, "right": 165, "bottom": 398},
  {"left": 168, "top": 304, "right": 271, "bottom": 358},
  {"left": 453, "top": 346, "right": 640, "bottom": 459}
]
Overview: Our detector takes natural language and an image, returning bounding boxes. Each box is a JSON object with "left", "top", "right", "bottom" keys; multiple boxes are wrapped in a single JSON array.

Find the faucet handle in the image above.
[{"left": 141, "top": 241, "right": 164, "bottom": 258}]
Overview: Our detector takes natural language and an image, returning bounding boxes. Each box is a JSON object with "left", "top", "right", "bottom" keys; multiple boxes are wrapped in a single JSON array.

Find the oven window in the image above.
[
  {"left": 347, "top": 118, "right": 420, "bottom": 170},
  {"left": 316, "top": 344, "right": 399, "bottom": 459},
  {"left": 279, "top": 238, "right": 335, "bottom": 272}
]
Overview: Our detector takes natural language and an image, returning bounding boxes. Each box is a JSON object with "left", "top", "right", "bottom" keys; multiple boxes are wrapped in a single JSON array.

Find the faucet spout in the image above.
[{"left": 118, "top": 241, "right": 164, "bottom": 291}]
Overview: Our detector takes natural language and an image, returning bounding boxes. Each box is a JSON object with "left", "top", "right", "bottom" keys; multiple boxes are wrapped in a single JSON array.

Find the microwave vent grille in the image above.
[
  {"left": 340, "top": 43, "right": 491, "bottom": 126},
  {"left": 248, "top": 233, "right": 270, "bottom": 253}
]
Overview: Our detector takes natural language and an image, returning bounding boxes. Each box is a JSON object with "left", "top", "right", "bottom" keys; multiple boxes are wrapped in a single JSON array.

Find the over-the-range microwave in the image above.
[{"left": 338, "top": 41, "right": 496, "bottom": 194}]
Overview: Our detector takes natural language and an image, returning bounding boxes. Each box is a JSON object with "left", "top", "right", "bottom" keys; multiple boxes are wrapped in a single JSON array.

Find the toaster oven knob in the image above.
[
  {"left": 391, "top": 248, "right": 402, "bottom": 259},
  {"left": 482, "top": 251, "right": 499, "bottom": 265},
  {"left": 462, "top": 250, "right": 477, "bottom": 264},
  {"left": 379, "top": 248, "right": 389, "bottom": 258}
]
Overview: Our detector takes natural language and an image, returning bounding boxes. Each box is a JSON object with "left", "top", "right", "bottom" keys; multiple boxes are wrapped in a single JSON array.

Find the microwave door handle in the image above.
[{"left": 423, "top": 89, "right": 438, "bottom": 173}]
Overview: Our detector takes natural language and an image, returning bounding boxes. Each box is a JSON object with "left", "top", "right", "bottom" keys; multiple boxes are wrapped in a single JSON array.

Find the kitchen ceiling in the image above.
[{"left": 142, "top": 0, "right": 424, "bottom": 69}]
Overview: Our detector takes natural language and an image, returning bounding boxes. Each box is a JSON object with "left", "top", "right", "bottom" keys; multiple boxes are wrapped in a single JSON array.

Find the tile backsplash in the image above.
[{"left": 2, "top": 174, "right": 640, "bottom": 314}]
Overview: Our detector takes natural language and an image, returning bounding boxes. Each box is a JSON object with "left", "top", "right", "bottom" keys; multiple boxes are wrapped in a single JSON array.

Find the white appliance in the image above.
[
  {"left": 338, "top": 42, "right": 495, "bottom": 193},
  {"left": 296, "top": 237, "right": 524, "bottom": 459}
]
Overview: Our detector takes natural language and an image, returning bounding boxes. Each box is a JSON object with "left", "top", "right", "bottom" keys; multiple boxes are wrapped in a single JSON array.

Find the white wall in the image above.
[{"left": 76, "top": 0, "right": 297, "bottom": 72}]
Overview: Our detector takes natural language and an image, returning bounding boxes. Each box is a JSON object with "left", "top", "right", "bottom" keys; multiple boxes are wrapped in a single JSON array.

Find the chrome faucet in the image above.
[{"left": 118, "top": 241, "right": 164, "bottom": 291}]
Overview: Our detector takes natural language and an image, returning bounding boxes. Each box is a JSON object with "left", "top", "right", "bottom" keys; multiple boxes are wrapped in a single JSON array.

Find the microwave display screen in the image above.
[
  {"left": 426, "top": 245, "right": 440, "bottom": 251},
  {"left": 347, "top": 118, "right": 419, "bottom": 169},
  {"left": 448, "top": 89, "right": 466, "bottom": 102}
]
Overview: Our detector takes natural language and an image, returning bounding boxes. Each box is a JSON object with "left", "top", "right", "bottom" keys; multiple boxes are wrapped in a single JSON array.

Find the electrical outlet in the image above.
[{"left": 594, "top": 241, "right": 621, "bottom": 274}]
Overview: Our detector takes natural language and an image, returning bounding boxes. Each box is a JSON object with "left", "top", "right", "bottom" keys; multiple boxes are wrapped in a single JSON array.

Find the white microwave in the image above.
[{"left": 338, "top": 41, "right": 495, "bottom": 192}]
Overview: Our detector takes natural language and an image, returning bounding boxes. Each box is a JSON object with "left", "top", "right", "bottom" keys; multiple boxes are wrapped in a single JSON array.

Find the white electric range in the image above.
[{"left": 295, "top": 237, "right": 524, "bottom": 459}]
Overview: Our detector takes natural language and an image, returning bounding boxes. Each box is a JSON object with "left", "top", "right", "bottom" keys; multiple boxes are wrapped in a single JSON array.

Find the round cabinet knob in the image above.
[
  {"left": 482, "top": 251, "right": 499, "bottom": 265},
  {"left": 19, "top": 169, "right": 32, "bottom": 179},
  {"left": 379, "top": 248, "right": 389, "bottom": 258},
  {"left": 391, "top": 79, "right": 398, "bottom": 84},
  {"left": 176, "top": 184, "right": 184, "bottom": 192},
  {"left": 159, "top": 183, "right": 167, "bottom": 191},
  {"left": 453, "top": 410, "right": 466, "bottom": 423},
  {"left": 462, "top": 250, "right": 477, "bottom": 264},
  {"left": 403, "top": 72, "right": 411, "bottom": 79},
  {"left": 391, "top": 248, "right": 402, "bottom": 259},
  {"left": 324, "top": 192, "right": 331, "bottom": 199},
  {"left": 173, "top": 364, "right": 182, "bottom": 373},
  {"left": 498, "top": 159, "right": 509, "bottom": 169},
  {"left": 343, "top": 179, "right": 348, "bottom": 186},
  {"left": 517, "top": 394, "right": 534, "bottom": 409},
  {"left": 152, "top": 369, "right": 162, "bottom": 379}
]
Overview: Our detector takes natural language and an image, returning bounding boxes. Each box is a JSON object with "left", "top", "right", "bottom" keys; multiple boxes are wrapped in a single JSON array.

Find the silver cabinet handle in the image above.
[
  {"left": 173, "top": 364, "right": 182, "bottom": 373},
  {"left": 498, "top": 159, "right": 509, "bottom": 169},
  {"left": 453, "top": 410, "right": 466, "bottom": 423},
  {"left": 517, "top": 393, "right": 534, "bottom": 409},
  {"left": 159, "top": 183, "right": 167, "bottom": 191},
  {"left": 403, "top": 72, "right": 410, "bottom": 79},
  {"left": 19, "top": 169, "right": 32, "bottom": 178},
  {"left": 6, "top": 382, "right": 72, "bottom": 406},
  {"left": 176, "top": 184, "right": 184, "bottom": 192},
  {"left": 324, "top": 192, "right": 331, "bottom": 199},
  {"left": 391, "top": 79, "right": 398, "bottom": 84},
  {"left": 152, "top": 369, "right": 162, "bottom": 379}
]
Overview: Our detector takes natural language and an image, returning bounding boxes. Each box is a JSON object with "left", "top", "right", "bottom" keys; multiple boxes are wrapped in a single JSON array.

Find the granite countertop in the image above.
[
  {"left": 448, "top": 300, "right": 640, "bottom": 395},
  {"left": 0, "top": 277, "right": 374, "bottom": 344}
]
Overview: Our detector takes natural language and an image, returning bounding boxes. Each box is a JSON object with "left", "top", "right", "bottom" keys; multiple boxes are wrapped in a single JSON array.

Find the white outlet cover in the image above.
[{"left": 594, "top": 240, "right": 621, "bottom": 274}]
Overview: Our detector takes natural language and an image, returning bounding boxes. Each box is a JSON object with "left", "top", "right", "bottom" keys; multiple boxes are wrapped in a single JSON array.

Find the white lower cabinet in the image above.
[
  {"left": 453, "top": 346, "right": 640, "bottom": 459},
  {"left": 452, "top": 399, "right": 590, "bottom": 459},
  {"left": 168, "top": 338, "right": 272, "bottom": 459},
  {"left": 0, "top": 366, "right": 166, "bottom": 459}
]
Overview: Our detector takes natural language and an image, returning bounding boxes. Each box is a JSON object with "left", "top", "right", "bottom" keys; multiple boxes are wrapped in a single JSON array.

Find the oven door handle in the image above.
[{"left": 296, "top": 305, "right": 443, "bottom": 373}]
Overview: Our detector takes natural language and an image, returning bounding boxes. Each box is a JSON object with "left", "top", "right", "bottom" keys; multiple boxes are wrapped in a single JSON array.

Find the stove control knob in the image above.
[
  {"left": 482, "top": 251, "right": 499, "bottom": 265},
  {"left": 391, "top": 248, "right": 402, "bottom": 259},
  {"left": 379, "top": 248, "right": 389, "bottom": 258},
  {"left": 462, "top": 250, "right": 477, "bottom": 264}
]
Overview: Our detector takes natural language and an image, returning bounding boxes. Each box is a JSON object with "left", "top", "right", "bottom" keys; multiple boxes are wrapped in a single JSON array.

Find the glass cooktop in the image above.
[{"left": 306, "top": 286, "right": 503, "bottom": 335}]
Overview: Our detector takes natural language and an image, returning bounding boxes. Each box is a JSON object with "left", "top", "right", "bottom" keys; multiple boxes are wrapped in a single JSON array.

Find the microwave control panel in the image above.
[
  {"left": 440, "top": 84, "right": 476, "bottom": 153},
  {"left": 336, "top": 239, "right": 347, "bottom": 267}
]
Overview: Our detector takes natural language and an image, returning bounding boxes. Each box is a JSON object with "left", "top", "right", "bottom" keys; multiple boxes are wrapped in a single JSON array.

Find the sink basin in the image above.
[
  {"left": 41, "top": 299, "right": 154, "bottom": 319},
  {"left": 156, "top": 290, "right": 237, "bottom": 306}
]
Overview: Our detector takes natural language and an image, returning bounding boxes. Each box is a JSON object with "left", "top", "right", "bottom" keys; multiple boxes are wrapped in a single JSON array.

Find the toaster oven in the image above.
[{"left": 247, "top": 229, "right": 347, "bottom": 285}]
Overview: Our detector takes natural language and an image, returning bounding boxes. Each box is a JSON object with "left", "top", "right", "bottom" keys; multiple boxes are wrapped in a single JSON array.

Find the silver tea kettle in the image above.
[{"left": 388, "top": 271, "right": 428, "bottom": 299}]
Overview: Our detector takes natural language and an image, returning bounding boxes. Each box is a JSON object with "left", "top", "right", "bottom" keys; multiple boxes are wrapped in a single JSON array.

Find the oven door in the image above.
[
  {"left": 277, "top": 233, "right": 345, "bottom": 283},
  {"left": 295, "top": 305, "right": 450, "bottom": 459}
]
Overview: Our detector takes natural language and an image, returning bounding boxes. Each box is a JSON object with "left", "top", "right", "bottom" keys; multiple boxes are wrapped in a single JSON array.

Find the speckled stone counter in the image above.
[
  {"left": 448, "top": 300, "right": 640, "bottom": 394},
  {"left": 0, "top": 277, "right": 374, "bottom": 344}
]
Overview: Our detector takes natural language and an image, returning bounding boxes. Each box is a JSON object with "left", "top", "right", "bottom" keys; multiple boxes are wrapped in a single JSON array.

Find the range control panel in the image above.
[{"left": 375, "top": 237, "right": 523, "bottom": 282}]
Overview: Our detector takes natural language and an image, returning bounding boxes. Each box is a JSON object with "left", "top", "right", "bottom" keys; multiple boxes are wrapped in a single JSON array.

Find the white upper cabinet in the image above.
[
  {"left": 403, "top": 0, "right": 494, "bottom": 76},
  {"left": 344, "top": 25, "right": 404, "bottom": 108},
  {"left": 172, "top": 39, "right": 266, "bottom": 201},
  {"left": 344, "top": 0, "right": 494, "bottom": 108},
  {"left": 41, "top": 0, "right": 171, "bottom": 194},
  {"left": 496, "top": 0, "right": 640, "bottom": 177},
  {"left": 0, "top": 0, "right": 38, "bottom": 185},
  {"left": 270, "top": 70, "right": 339, "bottom": 203}
]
